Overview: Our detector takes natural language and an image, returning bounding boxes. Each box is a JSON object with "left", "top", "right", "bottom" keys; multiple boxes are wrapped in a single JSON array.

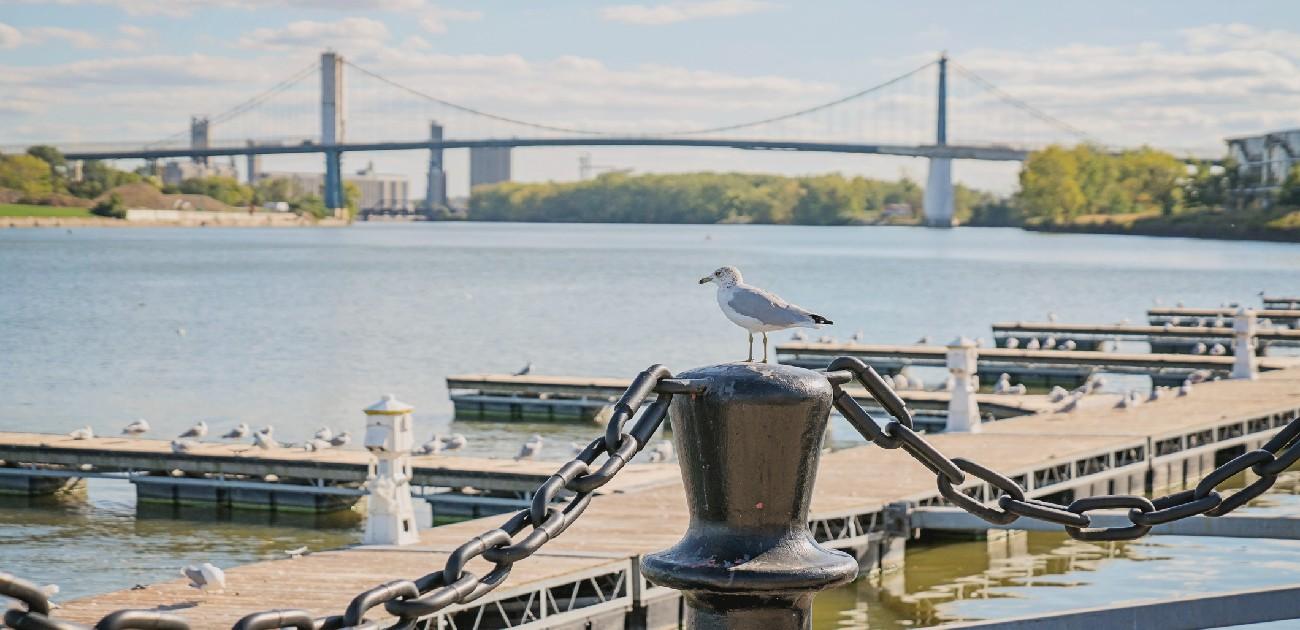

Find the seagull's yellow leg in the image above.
[
  {"left": 746, "top": 331, "right": 754, "bottom": 362},
  {"left": 762, "top": 332, "right": 770, "bottom": 363}
]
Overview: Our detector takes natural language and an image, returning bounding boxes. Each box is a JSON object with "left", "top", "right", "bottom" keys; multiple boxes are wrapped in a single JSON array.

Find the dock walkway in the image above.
[{"left": 56, "top": 367, "right": 1300, "bottom": 629}]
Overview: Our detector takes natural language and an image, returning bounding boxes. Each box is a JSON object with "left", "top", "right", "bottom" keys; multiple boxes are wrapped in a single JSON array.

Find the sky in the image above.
[{"left": 3, "top": 0, "right": 1300, "bottom": 197}]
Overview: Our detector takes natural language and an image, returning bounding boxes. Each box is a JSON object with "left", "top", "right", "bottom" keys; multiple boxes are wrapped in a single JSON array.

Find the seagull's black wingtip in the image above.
[{"left": 811, "top": 314, "right": 833, "bottom": 325}]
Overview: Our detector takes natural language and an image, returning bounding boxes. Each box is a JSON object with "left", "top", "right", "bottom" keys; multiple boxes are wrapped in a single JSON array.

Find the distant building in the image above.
[
  {"left": 258, "top": 163, "right": 410, "bottom": 212},
  {"left": 162, "top": 160, "right": 238, "bottom": 186},
  {"left": 470, "top": 147, "right": 511, "bottom": 190},
  {"left": 1226, "top": 129, "right": 1300, "bottom": 198}
]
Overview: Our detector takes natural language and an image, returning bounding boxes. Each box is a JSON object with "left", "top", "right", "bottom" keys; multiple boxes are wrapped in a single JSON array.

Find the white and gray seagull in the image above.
[
  {"left": 178, "top": 420, "right": 208, "bottom": 439},
  {"left": 182, "top": 563, "right": 226, "bottom": 593},
  {"left": 699, "top": 266, "right": 832, "bottom": 363},
  {"left": 221, "top": 423, "right": 250, "bottom": 440}
]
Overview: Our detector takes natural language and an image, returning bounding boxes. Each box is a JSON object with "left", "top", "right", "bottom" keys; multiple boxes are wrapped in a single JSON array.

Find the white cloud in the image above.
[
  {"left": 237, "top": 17, "right": 390, "bottom": 52},
  {"left": 24, "top": 26, "right": 102, "bottom": 48},
  {"left": 420, "top": 6, "right": 483, "bottom": 34},
  {"left": 14, "top": 0, "right": 427, "bottom": 17},
  {"left": 600, "top": 0, "right": 776, "bottom": 25},
  {"left": 0, "top": 22, "right": 22, "bottom": 49}
]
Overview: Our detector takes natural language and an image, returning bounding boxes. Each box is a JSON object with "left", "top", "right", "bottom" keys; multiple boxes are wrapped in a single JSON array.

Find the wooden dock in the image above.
[
  {"left": 777, "top": 342, "right": 1300, "bottom": 387},
  {"left": 55, "top": 367, "right": 1300, "bottom": 629},
  {"left": 1147, "top": 307, "right": 1300, "bottom": 327},
  {"left": 991, "top": 320, "right": 1300, "bottom": 353},
  {"left": 447, "top": 373, "right": 1052, "bottom": 424}
]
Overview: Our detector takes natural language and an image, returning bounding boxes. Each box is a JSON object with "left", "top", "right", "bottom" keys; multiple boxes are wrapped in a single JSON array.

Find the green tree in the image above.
[
  {"left": 343, "top": 181, "right": 360, "bottom": 219},
  {"left": 67, "top": 160, "right": 143, "bottom": 198},
  {"left": 0, "top": 154, "right": 56, "bottom": 197},
  {"left": 178, "top": 176, "right": 253, "bottom": 206},
  {"left": 1279, "top": 164, "right": 1300, "bottom": 207},
  {"left": 90, "top": 192, "right": 126, "bottom": 219},
  {"left": 1017, "top": 145, "right": 1086, "bottom": 220},
  {"left": 26, "top": 145, "right": 66, "bottom": 192}
]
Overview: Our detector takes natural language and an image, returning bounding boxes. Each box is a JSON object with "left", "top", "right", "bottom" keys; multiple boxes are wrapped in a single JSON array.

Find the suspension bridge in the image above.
[{"left": 36, "top": 52, "right": 1099, "bottom": 225}]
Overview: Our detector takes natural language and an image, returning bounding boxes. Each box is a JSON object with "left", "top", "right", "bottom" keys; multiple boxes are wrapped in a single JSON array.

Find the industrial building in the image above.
[{"left": 257, "top": 163, "right": 410, "bottom": 212}]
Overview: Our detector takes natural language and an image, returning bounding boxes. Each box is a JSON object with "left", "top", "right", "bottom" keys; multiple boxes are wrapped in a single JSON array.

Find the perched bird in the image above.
[
  {"left": 892, "top": 373, "right": 911, "bottom": 391},
  {"left": 178, "top": 420, "right": 208, "bottom": 439},
  {"left": 1025, "top": 338, "right": 1041, "bottom": 350},
  {"left": 252, "top": 429, "right": 278, "bottom": 450},
  {"left": 171, "top": 439, "right": 198, "bottom": 454},
  {"left": 1059, "top": 396, "right": 1081, "bottom": 413},
  {"left": 1187, "top": 370, "right": 1212, "bottom": 384},
  {"left": 283, "top": 546, "right": 308, "bottom": 559},
  {"left": 222, "top": 423, "right": 250, "bottom": 440},
  {"left": 414, "top": 435, "right": 443, "bottom": 455},
  {"left": 1004, "top": 337, "right": 1020, "bottom": 349},
  {"left": 515, "top": 434, "right": 544, "bottom": 461},
  {"left": 68, "top": 425, "right": 94, "bottom": 440},
  {"left": 1209, "top": 343, "right": 1227, "bottom": 356},
  {"left": 1061, "top": 339, "right": 1078, "bottom": 351},
  {"left": 1047, "top": 386, "right": 1069, "bottom": 403},
  {"left": 1192, "top": 342, "right": 1208, "bottom": 355},
  {"left": 329, "top": 431, "right": 351, "bottom": 447},
  {"left": 182, "top": 563, "right": 226, "bottom": 593},
  {"left": 313, "top": 427, "right": 333, "bottom": 442},
  {"left": 1179, "top": 380, "right": 1193, "bottom": 396},
  {"left": 1043, "top": 336, "right": 1057, "bottom": 350},
  {"left": 1148, "top": 387, "right": 1164, "bottom": 402},
  {"left": 993, "top": 373, "right": 1013, "bottom": 394},
  {"left": 851, "top": 331, "right": 865, "bottom": 342},
  {"left": 1005, "top": 383, "right": 1027, "bottom": 395},
  {"left": 790, "top": 330, "right": 808, "bottom": 341},
  {"left": 817, "top": 335, "right": 836, "bottom": 344},
  {"left": 442, "top": 433, "right": 467, "bottom": 452},
  {"left": 303, "top": 438, "right": 332, "bottom": 452},
  {"left": 122, "top": 419, "right": 150, "bottom": 436},
  {"left": 699, "top": 266, "right": 832, "bottom": 363},
  {"left": 176, "top": 327, "right": 187, "bottom": 337},
  {"left": 916, "top": 336, "right": 931, "bottom": 345},
  {"left": 648, "top": 440, "right": 674, "bottom": 463},
  {"left": 1047, "top": 312, "right": 1059, "bottom": 323},
  {"left": 513, "top": 362, "right": 534, "bottom": 376},
  {"left": 1088, "top": 375, "right": 1107, "bottom": 392}
]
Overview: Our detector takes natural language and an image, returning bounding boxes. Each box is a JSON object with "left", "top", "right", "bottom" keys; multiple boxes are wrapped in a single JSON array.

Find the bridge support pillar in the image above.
[
  {"left": 362, "top": 394, "right": 419, "bottom": 546},
  {"left": 945, "top": 337, "right": 981, "bottom": 432},
  {"left": 924, "top": 157, "right": 954, "bottom": 227},
  {"left": 324, "top": 149, "right": 344, "bottom": 214},
  {"left": 1233, "top": 308, "right": 1258, "bottom": 380}
]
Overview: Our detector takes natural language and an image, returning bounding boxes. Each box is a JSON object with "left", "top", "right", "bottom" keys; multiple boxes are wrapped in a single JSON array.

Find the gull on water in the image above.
[
  {"left": 178, "top": 420, "right": 207, "bottom": 439},
  {"left": 221, "top": 423, "right": 250, "bottom": 440},
  {"left": 513, "top": 362, "right": 533, "bottom": 376},
  {"left": 313, "top": 427, "right": 334, "bottom": 442},
  {"left": 182, "top": 563, "right": 225, "bottom": 593},
  {"left": 442, "top": 433, "right": 468, "bottom": 452},
  {"left": 122, "top": 419, "right": 150, "bottom": 435},
  {"left": 329, "top": 431, "right": 351, "bottom": 447},
  {"left": 699, "top": 266, "right": 832, "bottom": 363},
  {"left": 68, "top": 426, "right": 94, "bottom": 440},
  {"left": 515, "top": 434, "right": 543, "bottom": 461}
]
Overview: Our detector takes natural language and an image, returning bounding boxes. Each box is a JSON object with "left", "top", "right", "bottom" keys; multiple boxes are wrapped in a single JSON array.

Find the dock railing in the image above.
[{"left": 7, "top": 357, "right": 1300, "bottom": 629}]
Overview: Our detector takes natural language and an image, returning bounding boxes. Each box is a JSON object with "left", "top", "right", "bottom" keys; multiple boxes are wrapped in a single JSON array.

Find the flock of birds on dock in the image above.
[{"left": 64, "top": 419, "right": 352, "bottom": 455}]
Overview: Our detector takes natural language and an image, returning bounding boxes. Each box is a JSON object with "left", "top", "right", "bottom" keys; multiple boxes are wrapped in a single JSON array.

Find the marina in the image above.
[{"left": 990, "top": 320, "right": 1300, "bottom": 353}]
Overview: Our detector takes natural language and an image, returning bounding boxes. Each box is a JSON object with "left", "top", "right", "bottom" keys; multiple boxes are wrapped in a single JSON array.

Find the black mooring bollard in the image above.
[{"left": 641, "top": 362, "right": 859, "bottom": 629}]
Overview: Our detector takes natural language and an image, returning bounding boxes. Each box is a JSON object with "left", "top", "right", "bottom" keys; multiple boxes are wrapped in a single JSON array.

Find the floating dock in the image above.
[
  {"left": 991, "top": 321, "right": 1300, "bottom": 354},
  {"left": 777, "top": 342, "right": 1300, "bottom": 387},
  {"left": 56, "top": 367, "right": 1300, "bottom": 629},
  {"left": 1147, "top": 307, "right": 1300, "bottom": 327},
  {"left": 1263, "top": 296, "right": 1300, "bottom": 311},
  {"left": 0, "top": 434, "right": 678, "bottom": 515},
  {"left": 447, "top": 373, "right": 1051, "bottom": 425}
]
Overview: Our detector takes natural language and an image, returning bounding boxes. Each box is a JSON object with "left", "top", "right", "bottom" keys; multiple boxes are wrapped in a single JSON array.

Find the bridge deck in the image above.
[{"left": 56, "top": 367, "right": 1300, "bottom": 628}]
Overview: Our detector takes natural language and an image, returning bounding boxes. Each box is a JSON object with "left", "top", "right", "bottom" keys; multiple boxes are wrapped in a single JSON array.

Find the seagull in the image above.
[
  {"left": 1025, "top": 338, "right": 1041, "bottom": 350},
  {"left": 68, "top": 425, "right": 94, "bottom": 440},
  {"left": 329, "top": 431, "right": 351, "bottom": 447},
  {"left": 178, "top": 420, "right": 208, "bottom": 439},
  {"left": 1043, "top": 336, "right": 1057, "bottom": 350},
  {"left": 1148, "top": 387, "right": 1165, "bottom": 402},
  {"left": 515, "top": 434, "right": 543, "bottom": 461},
  {"left": 442, "top": 433, "right": 467, "bottom": 452},
  {"left": 648, "top": 440, "right": 674, "bottom": 463},
  {"left": 182, "top": 563, "right": 225, "bottom": 593},
  {"left": 790, "top": 330, "right": 807, "bottom": 341},
  {"left": 1059, "top": 395, "right": 1081, "bottom": 413},
  {"left": 817, "top": 335, "right": 835, "bottom": 344},
  {"left": 1209, "top": 343, "right": 1227, "bottom": 356},
  {"left": 892, "top": 372, "right": 911, "bottom": 391},
  {"left": 252, "top": 429, "right": 278, "bottom": 449},
  {"left": 1179, "top": 380, "right": 1193, "bottom": 396},
  {"left": 1061, "top": 339, "right": 1077, "bottom": 351},
  {"left": 1192, "top": 342, "right": 1208, "bottom": 355},
  {"left": 1187, "top": 370, "right": 1212, "bottom": 384},
  {"left": 303, "top": 438, "right": 332, "bottom": 452},
  {"left": 699, "top": 266, "right": 832, "bottom": 363},
  {"left": 222, "top": 423, "right": 250, "bottom": 439},
  {"left": 176, "top": 327, "right": 187, "bottom": 337},
  {"left": 171, "top": 439, "right": 198, "bottom": 454},
  {"left": 122, "top": 419, "right": 150, "bottom": 435},
  {"left": 916, "top": 336, "right": 931, "bottom": 345},
  {"left": 415, "top": 435, "right": 443, "bottom": 455},
  {"left": 850, "top": 330, "right": 865, "bottom": 342},
  {"left": 258, "top": 425, "right": 274, "bottom": 436},
  {"left": 1004, "top": 337, "right": 1020, "bottom": 349},
  {"left": 283, "top": 546, "right": 308, "bottom": 559},
  {"left": 993, "top": 373, "right": 1013, "bottom": 394},
  {"left": 1047, "top": 312, "right": 1059, "bottom": 322},
  {"left": 1047, "top": 386, "right": 1069, "bottom": 402},
  {"left": 313, "top": 427, "right": 333, "bottom": 442},
  {"left": 513, "top": 362, "right": 534, "bottom": 376}
]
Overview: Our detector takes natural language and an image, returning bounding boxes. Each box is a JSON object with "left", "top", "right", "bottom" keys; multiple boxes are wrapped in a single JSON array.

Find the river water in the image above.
[{"left": 2, "top": 223, "right": 1300, "bottom": 626}]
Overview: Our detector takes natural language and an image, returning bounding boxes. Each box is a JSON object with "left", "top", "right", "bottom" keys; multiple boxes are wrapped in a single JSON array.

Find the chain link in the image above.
[{"left": 828, "top": 357, "right": 1300, "bottom": 542}]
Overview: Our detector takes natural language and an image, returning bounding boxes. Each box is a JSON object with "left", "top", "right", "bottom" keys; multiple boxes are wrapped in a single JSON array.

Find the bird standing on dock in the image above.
[
  {"left": 182, "top": 563, "right": 225, "bottom": 593},
  {"left": 1047, "top": 386, "right": 1069, "bottom": 403},
  {"left": 303, "top": 438, "right": 332, "bottom": 452},
  {"left": 1043, "top": 337, "right": 1057, "bottom": 350},
  {"left": 1047, "top": 312, "right": 1059, "bottom": 323},
  {"left": 222, "top": 423, "right": 250, "bottom": 440},
  {"left": 178, "top": 421, "right": 207, "bottom": 439},
  {"left": 329, "top": 431, "right": 351, "bottom": 447},
  {"left": 313, "top": 427, "right": 333, "bottom": 442},
  {"left": 1025, "top": 338, "right": 1041, "bottom": 350},
  {"left": 994, "top": 373, "right": 1012, "bottom": 394},
  {"left": 1192, "top": 342, "right": 1208, "bottom": 355},
  {"left": 513, "top": 362, "right": 533, "bottom": 376},
  {"left": 699, "top": 266, "right": 832, "bottom": 363},
  {"left": 1061, "top": 339, "right": 1077, "bottom": 351},
  {"left": 851, "top": 331, "right": 865, "bottom": 342},
  {"left": 443, "top": 433, "right": 467, "bottom": 452},
  {"left": 1209, "top": 343, "right": 1227, "bottom": 356},
  {"left": 121, "top": 419, "right": 150, "bottom": 436},
  {"left": 1004, "top": 337, "right": 1020, "bottom": 349},
  {"left": 1179, "top": 380, "right": 1193, "bottom": 396},
  {"left": 252, "top": 428, "right": 278, "bottom": 449},
  {"left": 171, "top": 439, "right": 198, "bottom": 453},
  {"left": 415, "top": 434, "right": 443, "bottom": 455},
  {"left": 916, "top": 336, "right": 931, "bottom": 345},
  {"left": 790, "top": 330, "right": 807, "bottom": 341},
  {"left": 515, "top": 434, "right": 543, "bottom": 461},
  {"left": 68, "top": 426, "right": 94, "bottom": 440},
  {"left": 1058, "top": 395, "right": 1081, "bottom": 413}
]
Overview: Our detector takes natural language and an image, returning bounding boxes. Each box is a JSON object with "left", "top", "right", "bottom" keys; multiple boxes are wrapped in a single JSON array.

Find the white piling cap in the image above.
[{"left": 365, "top": 393, "right": 413, "bottom": 415}]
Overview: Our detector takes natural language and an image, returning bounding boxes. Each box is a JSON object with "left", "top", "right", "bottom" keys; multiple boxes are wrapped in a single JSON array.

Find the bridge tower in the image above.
[
  {"left": 923, "top": 53, "right": 955, "bottom": 227},
  {"left": 425, "top": 121, "right": 448, "bottom": 209},
  {"left": 321, "top": 51, "right": 347, "bottom": 213},
  {"left": 189, "top": 116, "right": 210, "bottom": 166}
]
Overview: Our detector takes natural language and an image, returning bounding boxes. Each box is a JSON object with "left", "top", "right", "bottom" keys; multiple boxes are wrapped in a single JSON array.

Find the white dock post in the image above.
[
  {"left": 362, "top": 394, "right": 419, "bottom": 546},
  {"left": 1233, "top": 308, "right": 1258, "bottom": 380},
  {"left": 946, "top": 337, "right": 982, "bottom": 433}
]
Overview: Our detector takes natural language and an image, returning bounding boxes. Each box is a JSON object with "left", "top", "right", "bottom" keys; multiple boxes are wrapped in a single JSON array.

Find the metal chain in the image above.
[
  {"left": 1, "top": 365, "right": 691, "bottom": 630},
  {"left": 827, "top": 356, "right": 1300, "bottom": 542}
]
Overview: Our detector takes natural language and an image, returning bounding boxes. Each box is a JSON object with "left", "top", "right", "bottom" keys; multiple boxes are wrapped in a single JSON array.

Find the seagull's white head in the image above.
[{"left": 699, "top": 266, "right": 742, "bottom": 288}]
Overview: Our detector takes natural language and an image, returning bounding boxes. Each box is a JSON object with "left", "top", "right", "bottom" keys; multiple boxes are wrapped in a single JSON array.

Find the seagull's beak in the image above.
[{"left": 699, "top": 276, "right": 713, "bottom": 284}]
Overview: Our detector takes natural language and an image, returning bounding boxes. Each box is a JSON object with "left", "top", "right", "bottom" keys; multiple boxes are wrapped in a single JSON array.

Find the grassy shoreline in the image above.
[
  {"left": 1018, "top": 207, "right": 1300, "bottom": 244},
  {"left": 0, "top": 203, "right": 93, "bottom": 218}
]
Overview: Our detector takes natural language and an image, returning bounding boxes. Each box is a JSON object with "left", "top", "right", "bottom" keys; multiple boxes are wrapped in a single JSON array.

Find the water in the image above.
[{"left": 3, "top": 223, "right": 1300, "bottom": 622}]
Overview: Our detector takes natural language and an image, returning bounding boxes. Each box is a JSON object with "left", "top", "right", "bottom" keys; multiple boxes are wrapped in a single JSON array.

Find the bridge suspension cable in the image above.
[{"left": 948, "top": 60, "right": 1095, "bottom": 144}]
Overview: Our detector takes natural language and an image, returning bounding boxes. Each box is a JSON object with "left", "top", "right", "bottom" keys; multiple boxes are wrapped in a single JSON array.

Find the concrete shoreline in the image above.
[{"left": 4, "top": 215, "right": 349, "bottom": 228}]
